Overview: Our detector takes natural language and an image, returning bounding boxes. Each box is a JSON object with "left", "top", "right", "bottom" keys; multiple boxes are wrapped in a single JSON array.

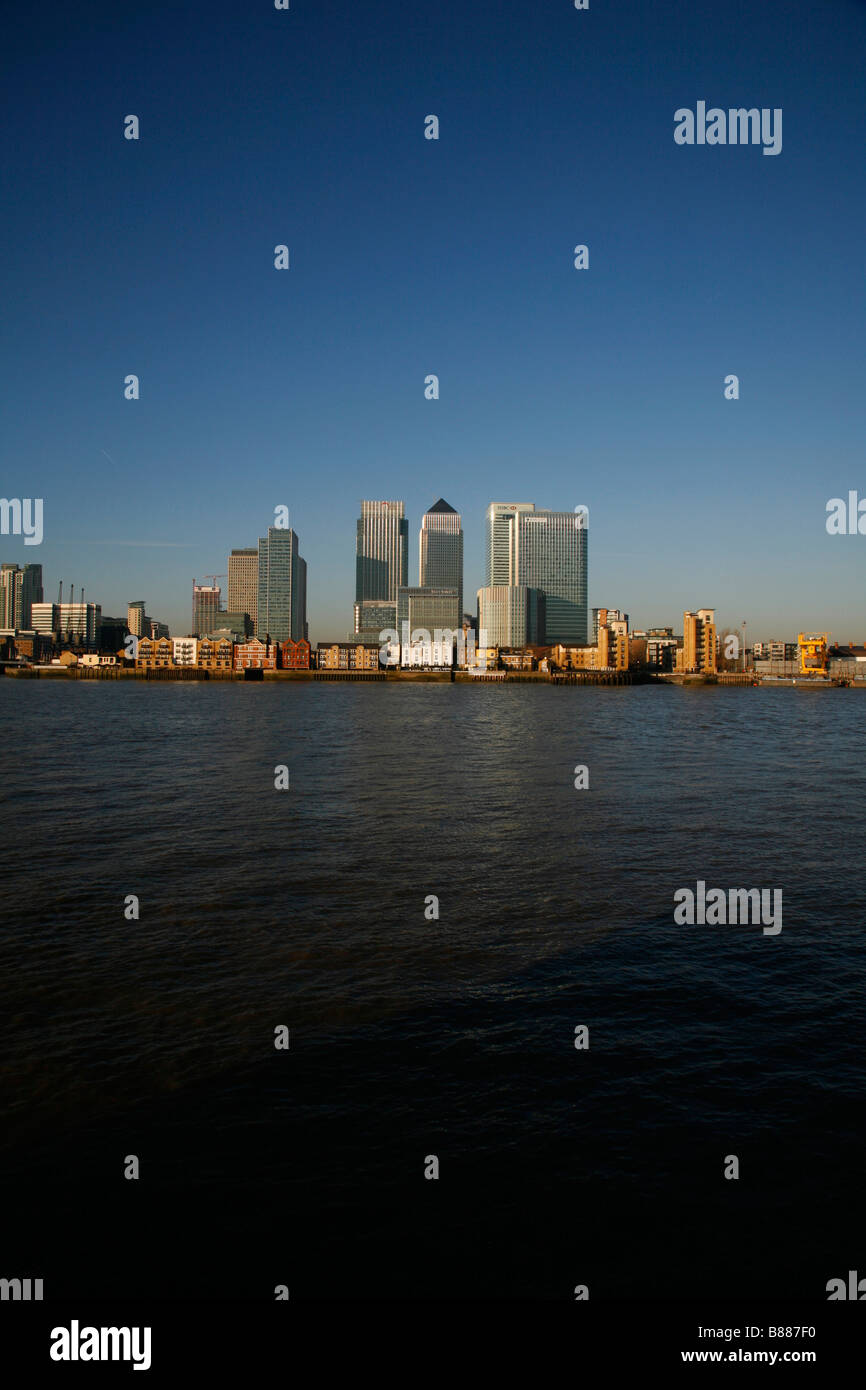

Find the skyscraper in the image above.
[
  {"left": 419, "top": 499, "right": 463, "bottom": 617},
  {"left": 257, "top": 526, "right": 307, "bottom": 642},
  {"left": 127, "top": 601, "right": 148, "bottom": 637},
  {"left": 228, "top": 548, "right": 258, "bottom": 627},
  {"left": 192, "top": 583, "right": 221, "bottom": 637},
  {"left": 477, "top": 585, "right": 541, "bottom": 647},
  {"left": 512, "top": 509, "right": 588, "bottom": 644},
  {"left": 485, "top": 502, "right": 588, "bottom": 644},
  {"left": 0, "top": 562, "right": 43, "bottom": 628},
  {"left": 485, "top": 503, "right": 536, "bottom": 587},
  {"left": 355, "top": 500, "right": 407, "bottom": 611}
]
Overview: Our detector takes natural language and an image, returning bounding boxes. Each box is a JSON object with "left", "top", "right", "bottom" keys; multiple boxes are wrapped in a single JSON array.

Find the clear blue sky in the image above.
[{"left": 2, "top": 0, "right": 864, "bottom": 642}]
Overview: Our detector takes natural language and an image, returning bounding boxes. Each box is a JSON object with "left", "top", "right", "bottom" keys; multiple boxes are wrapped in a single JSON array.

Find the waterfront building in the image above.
[
  {"left": 676, "top": 610, "right": 717, "bottom": 674},
  {"left": 317, "top": 642, "right": 381, "bottom": 671},
  {"left": 172, "top": 637, "right": 198, "bottom": 666},
  {"left": 136, "top": 637, "right": 174, "bottom": 669},
  {"left": 592, "top": 607, "right": 628, "bottom": 643},
  {"left": 257, "top": 527, "right": 307, "bottom": 643},
  {"left": 400, "top": 638, "right": 454, "bottom": 668},
  {"left": 645, "top": 627, "right": 679, "bottom": 670},
  {"left": 235, "top": 637, "right": 278, "bottom": 671},
  {"left": 280, "top": 638, "right": 312, "bottom": 669},
  {"left": 198, "top": 637, "right": 234, "bottom": 670},
  {"left": 228, "top": 548, "right": 258, "bottom": 628},
  {"left": 419, "top": 499, "right": 463, "bottom": 616}
]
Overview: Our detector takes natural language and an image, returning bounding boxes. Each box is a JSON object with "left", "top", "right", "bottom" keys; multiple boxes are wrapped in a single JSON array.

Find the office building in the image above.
[
  {"left": 512, "top": 508, "right": 588, "bottom": 644},
  {"left": 355, "top": 501, "right": 408, "bottom": 617},
  {"left": 485, "top": 502, "right": 588, "bottom": 644},
  {"left": 396, "top": 586, "right": 460, "bottom": 639},
  {"left": 485, "top": 503, "right": 536, "bottom": 586},
  {"left": 419, "top": 499, "right": 463, "bottom": 616},
  {"left": 353, "top": 599, "right": 397, "bottom": 642},
  {"left": 192, "top": 583, "right": 221, "bottom": 637},
  {"left": 476, "top": 585, "right": 542, "bottom": 647},
  {"left": 257, "top": 527, "right": 307, "bottom": 642},
  {"left": 228, "top": 548, "right": 258, "bottom": 628},
  {"left": 204, "top": 611, "right": 251, "bottom": 640}
]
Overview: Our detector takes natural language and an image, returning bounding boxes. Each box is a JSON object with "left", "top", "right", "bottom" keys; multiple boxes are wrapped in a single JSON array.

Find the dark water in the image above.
[{"left": 1, "top": 680, "right": 864, "bottom": 1299}]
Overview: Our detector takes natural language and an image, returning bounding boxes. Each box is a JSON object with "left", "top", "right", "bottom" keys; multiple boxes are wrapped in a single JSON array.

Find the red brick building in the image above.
[
  {"left": 234, "top": 637, "right": 277, "bottom": 671},
  {"left": 280, "top": 638, "right": 311, "bottom": 669}
]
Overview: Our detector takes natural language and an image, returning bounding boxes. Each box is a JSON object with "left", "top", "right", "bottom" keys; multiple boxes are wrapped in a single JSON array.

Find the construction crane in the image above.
[{"left": 798, "top": 632, "right": 829, "bottom": 678}]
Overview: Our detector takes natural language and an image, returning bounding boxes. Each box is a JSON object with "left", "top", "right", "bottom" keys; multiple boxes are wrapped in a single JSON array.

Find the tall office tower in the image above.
[
  {"left": 485, "top": 503, "right": 536, "bottom": 586},
  {"left": 419, "top": 499, "right": 463, "bottom": 616},
  {"left": 257, "top": 527, "right": 307, "bottom": 642},
  {"left": 192, "top": 584, "right": 221, "bottom": 637},
  {"left": 228, "top": 548, "right": 258, "bottom": 627},
  {"left": 0, "top": 564, "right": 18, "bottom": 627},
  {"left": 477, "top": 585, "right": 542, "bottom": 647},
  {"left": 397, "top": 586, "right": 460, "bottom": 637},
  {"left": 355, "top": 501, "right": 408, "bottom": 612},
  {"left": 0, "top": 562, "right": 43, "bottom": 628},
  {"left": 18, "top": 564, "right": 42, "bottom": 627},
  {"left": 127, "top": 601, "right": 147, "bottom": 637},
  {"left": 511, "top": 508, "right": 588, "bottom": 645}
]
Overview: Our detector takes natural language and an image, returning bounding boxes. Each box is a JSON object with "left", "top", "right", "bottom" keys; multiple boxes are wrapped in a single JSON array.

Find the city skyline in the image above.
[
  {"left": 1, "top": 0, "right": 863, "bottom": 643},
  {"left": 3, "top": 487, "right": 866, "bottom": 647}
]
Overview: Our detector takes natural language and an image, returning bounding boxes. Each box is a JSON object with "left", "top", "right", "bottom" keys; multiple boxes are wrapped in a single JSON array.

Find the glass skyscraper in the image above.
[
  {"left": 257, "top": 527, "right": 307, "bottom": 642},
  {"left": 485, "top": 503, "right": 536, "bottom": 587},
  {"left": 419, "top": 499, "right": 463, "bottom": 617},
  {"left": 354, "top": 501, "right": 407, "bottom": 635},
  {"left": 485, "top": 502, "right": 588, "bottom": 645},
  {"left": 355, "top": 500, "right": 407, "bottom": 603}
]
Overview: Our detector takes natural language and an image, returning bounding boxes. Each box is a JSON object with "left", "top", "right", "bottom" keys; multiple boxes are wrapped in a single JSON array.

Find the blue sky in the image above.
[{"left": 2, "top": 0, "right": 864, "bottom": 641}]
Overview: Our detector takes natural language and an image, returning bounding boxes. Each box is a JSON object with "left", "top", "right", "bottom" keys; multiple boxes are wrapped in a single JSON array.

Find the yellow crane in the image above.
[{"left": 798, "top": 632, "right": 829, "bottom": 677}]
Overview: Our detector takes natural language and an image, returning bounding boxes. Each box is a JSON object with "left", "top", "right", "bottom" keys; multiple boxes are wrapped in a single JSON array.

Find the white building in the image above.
[{"left": 172, "top": 637, "right": 199, "bottom": 666}]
